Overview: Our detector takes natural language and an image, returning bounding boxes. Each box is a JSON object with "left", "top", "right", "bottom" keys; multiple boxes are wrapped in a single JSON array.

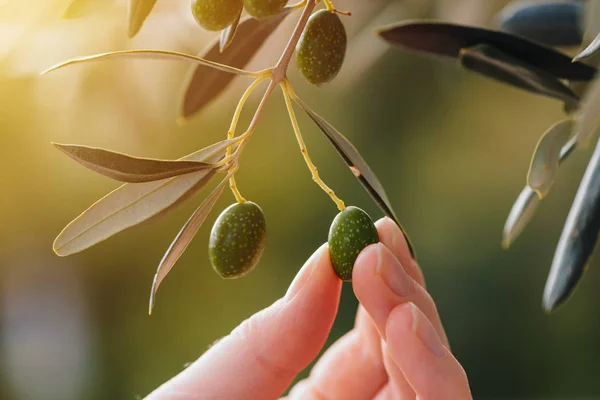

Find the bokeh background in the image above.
[{"left": 1, "top": 0, "right": 600, "bottom": 398}]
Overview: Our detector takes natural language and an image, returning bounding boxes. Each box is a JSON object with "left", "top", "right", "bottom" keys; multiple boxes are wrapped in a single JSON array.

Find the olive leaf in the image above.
[
  {"left": 459, "top": 44, "right": 578, "bottom": 105},
  {"left": 292, "top": 96, "right": 416, "bottom": 258},
  {"left": 543, "top": 138, "right": 600, "bottom": 312},
  {"left": 149, "top": 174, "right": 230, "bottom": 314},
  {"left": 377, "top": 21, "right": 596, "bottom": 81},
  {"left": 497, "top": 1, "right": 583, "bottom": 47},
  {"left": 503, "top": 134, "right": 577, "bottom": 248},
  {"left": 575, "top": 75, "right": 600, "bottom": 147},
  {"left": 180, "top": 9, "right": 291, "bottom": 121},
  {"left": 53, "top": 138, "right": 240, "bottom": 256},
  {"left": 128, "top": 0, "right": 158, "bottom": 38},
  {"left": 42, "top": 50, "right": 252, "bottom": 77},
  {"left": 573, "top": 32, "right": 600, "bottom": 62},
  {"left": 220, "top": 10, "right": 242, "bottom": 53},
  {"left": 527, "top": 119, "right": 575, "bottom": 198},
  {"left": 53, "top": 143, "right": 215, "bottom": 183}
]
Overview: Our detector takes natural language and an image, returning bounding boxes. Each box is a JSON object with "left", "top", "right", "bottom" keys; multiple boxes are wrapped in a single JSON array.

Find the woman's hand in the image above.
[{"left": 145, "top": 218, "right": 472, "bottom": 399}]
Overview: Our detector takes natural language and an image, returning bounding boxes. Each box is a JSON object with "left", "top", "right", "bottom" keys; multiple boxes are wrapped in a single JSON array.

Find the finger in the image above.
[
  {"left": 375, "top": 217, "right": 425, "bottom": 288},
  {"left": 353, "top": 243, "right": 449, "bottom": 346},
  {"left": 287, "top": 306, "right": 388, "bottom": 399},
  {"left": 387, "top": 303, "right": 471, "bottom": 400},
  {"left": 378, "top": 341, "right": 416, "bottom": 399},
  {"left": 145, "top": 244, "right": 342, "bottom": 400}
]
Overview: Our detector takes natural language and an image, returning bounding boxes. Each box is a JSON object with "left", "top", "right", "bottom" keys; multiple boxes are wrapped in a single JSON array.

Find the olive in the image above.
[
  {"left": 191, "top": 0, "right": 244, "bottom": 32},
  {"left": 209, "top": 202, "right": 267, "bottom": 279},
  {"left": 243, "top": 0, "right": 287, "bottom": 19},
  {"left": 328, "top": 206, "right": 379, "bottom": 281},
  {"left": 296, "top": 10, "right": 347, "bottom": 86}
]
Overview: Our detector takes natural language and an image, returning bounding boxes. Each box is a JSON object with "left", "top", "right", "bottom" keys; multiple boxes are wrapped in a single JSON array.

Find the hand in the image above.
[{"left": 145, "top": 218, "right": 472, "bottom": 400}]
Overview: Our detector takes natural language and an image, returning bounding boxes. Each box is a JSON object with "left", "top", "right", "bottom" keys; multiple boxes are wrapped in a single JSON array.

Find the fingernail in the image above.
[
  {"left": 285, "top": 244, "right": 325, "bottom": 300},
  {"left": 376, "top": 243, "right": 412, "bottom": 297},
  {"left": 409, "top": 303, "right": 446, "bottom": 358}
]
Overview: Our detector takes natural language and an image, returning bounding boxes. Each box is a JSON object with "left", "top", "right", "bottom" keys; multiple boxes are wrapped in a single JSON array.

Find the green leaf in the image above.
[
  {"left": 53, "top": 138, "right": 240, "bottom": 256},
  {"left": 544, "top": 138, "right": 600, "bottom": 312},
  {"left": 503, "top": 134, "right": 577, "bottom": 248},
  {"left": 459, "top": 44, "right": 578, "bottom": 105},
  {"left": 53, "top": 143, "right": 215, "bottom": 183},
  {"left": 527, "top": 119, "right": 575, "bottom": 198},
  {"left": 179, "top": 10, "right": 291, "bottom": 121},
  {"left": 220, "top": 10, "right": 242, "bottom": 53},
  {"left": 573, "top": 32, "right": 600, "bottom": 62},
  {"left": 575, "top": 75, "right": 600, "bottom": 147},
  {"left": 128, "top": 0, "right": 158, "bottom": 38},
  {"left": 292, "top": 96, "right": 416, "bottom": 258},
  {"left": 377, "top": 21, "right": 596, "bottom": 81},
  {"left": 148, "top": 175, "right": 229, "bottom": 314}
]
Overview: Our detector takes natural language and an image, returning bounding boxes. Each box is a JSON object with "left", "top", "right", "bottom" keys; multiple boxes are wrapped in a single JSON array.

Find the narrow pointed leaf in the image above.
[
  {"left": 180, "top": 9, "right": 291, "bottom": 121},
  {"left": 502, "top": 187, "right": 540, "bottom": 249},
  {"left": 377, "top": 21, "right": 596, "bottom": 81},
  {"left": 503, "top": 135, "right": 577, "bottom": 247},
  {"left": 149, "top": 175, "right": 229, "bottom": 314},
  {"left": 573, "top": 32, "right": 600, "bottom": 62},
  {"left": 459, "top": 44, "right": 578, "bottom": 105},
  {"left": 42, "top": 50, "right": 250, "bottom": 77},
  {"left": 53, "top": 143, "right": 215, "bottom": 183},
  {"left": 498, "top": 1, "right": 583, "bottom": 47},
  {"left": 220, "top": 10, "right": 242, "bottom": 53},
  {"left": 544, "top": 138, "right": 600, "bottom": 312},
  {"left": 128, "top": 0, "right": 157, "bottom": 38},
  {"left": 53, "top": 138, "right": 240, "bottom": 256},
  {"left": 575, "top": 75, "right": 600, "bottom": 146},
  {"left": 292, "top": 96, "right": 416, "bottom": 258},
  {"left": 527, "top": 119, "right": 574, "bottom": 198}
]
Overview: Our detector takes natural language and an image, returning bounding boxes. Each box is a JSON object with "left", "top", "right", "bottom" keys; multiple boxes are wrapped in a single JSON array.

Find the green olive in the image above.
[
  {"left": 296, "top": 10, "right": 347, "bottom": 86},
  {"left": 191, "top": 0, "right": 243, "bottom": 31},
  {"left": 209, "top": 202, "right": 267, "bottom": 279},
  {"left": 243, "top": 0, "right": 287, "bottom": 19},
  {"left": 328, "top": 206, "right": 379, "bottom": 281}
]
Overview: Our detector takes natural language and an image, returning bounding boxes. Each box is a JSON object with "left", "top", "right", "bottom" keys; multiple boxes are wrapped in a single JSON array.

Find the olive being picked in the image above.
[
  {"left": 191, "top": 0, "right": 244, "bottom": 31},
  {"left": 296, "top": 9, "right": 347, "bottom": 86},
  {"left": 209, "top": 202, "right": 267, "bottom": 278},
  {"left": 243, "top": 0, "right": 287, "bottom": 19},
  {"left": 328, "top": 206, "right": 379, "bottom": 281}
]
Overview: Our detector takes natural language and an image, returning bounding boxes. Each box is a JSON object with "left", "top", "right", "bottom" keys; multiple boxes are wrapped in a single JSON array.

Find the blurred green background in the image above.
[{"left": 1, "top": 0, "right": 600, "bottom": 399}]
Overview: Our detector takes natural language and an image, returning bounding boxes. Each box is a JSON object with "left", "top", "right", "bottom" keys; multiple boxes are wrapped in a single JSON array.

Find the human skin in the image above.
[{"left": 145, "top": 217, "right": 472, "bottom": 400}]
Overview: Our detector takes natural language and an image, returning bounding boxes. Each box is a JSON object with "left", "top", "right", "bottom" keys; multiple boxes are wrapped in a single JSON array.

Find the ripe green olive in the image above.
[
  {"left": 191, "top": 0, "right": 244, "bottom": 32},
  {"left": 328, "top": 206, "right": 379, "bottom": 281},
  {"left": 209, "top": 202, "right": 267, "bottom": 279},
  {"left": 243, "top": 0, "right": 287, "bottom": 19},
  {"left": 296, "top": 10, "right": 347, "bottom": 86}
]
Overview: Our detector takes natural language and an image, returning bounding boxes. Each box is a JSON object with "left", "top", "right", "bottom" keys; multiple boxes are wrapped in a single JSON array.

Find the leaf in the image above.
[
  {"left": 53, "top": 143, "right": 215, "bottom": 183},
  {"left": 42, "top": 50, "right": 251, "bottom": 77},
  {"left": 543, "top": 138, "right": 600, "bottom": 312},
  {"left": 502, "top": 187, "right": 540, "bottom": 249},
  {"left": 502, "top": 134, "right": 577, "bottom": 248},
  {"left": 575, "top": 75, "right": 600, "bottom": 146},
  {"left": 220, "top": 10, "right": 242, "bottom": 53},
  {"left": 128, "top": 0, "right": 158, "bottom": 38},
  {"left": 527, "top": 119, "right": 574, "bottom": 198},
  {"left": 53, "top": 137, "right": 240, "bottom": 256},
  {"left": 377, "top": 21, "right": 597, "bottom": 81},
  {"left": 180, "top": 9, "right": 291, "bottom": 121},
  {"left": 497, "top": 1, "right": 583, "bottom": 47},
  {"left": 148, "top": 175, "right": 229, "bottom": 314},
  {"left": 459, "top": 44, "right": 578, "bottom": 105},
  {"left": 573, "top": 32, "right": 600, "bottom": 62},
  {"left": 292, "top": 96, "right": 416, "bottom": 258}
]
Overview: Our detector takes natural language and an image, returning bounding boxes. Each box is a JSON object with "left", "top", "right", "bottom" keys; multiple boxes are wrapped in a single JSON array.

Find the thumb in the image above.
[{"left": 145, "top": 244, "right": 342, "bottom": 400}]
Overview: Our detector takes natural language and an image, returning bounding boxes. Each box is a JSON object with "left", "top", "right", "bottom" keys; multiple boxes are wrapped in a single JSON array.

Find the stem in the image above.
[
  {"left": 281, "top": 80, "right": 345, "bottom": 211},
  {"left": 271, "top": 0, "right": 317, "bottom": 82}
]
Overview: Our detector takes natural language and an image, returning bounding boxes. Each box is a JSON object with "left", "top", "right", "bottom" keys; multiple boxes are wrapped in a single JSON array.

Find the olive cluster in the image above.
[{"left": 191, "top": 0, "right": 288, "bottom": 31}]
